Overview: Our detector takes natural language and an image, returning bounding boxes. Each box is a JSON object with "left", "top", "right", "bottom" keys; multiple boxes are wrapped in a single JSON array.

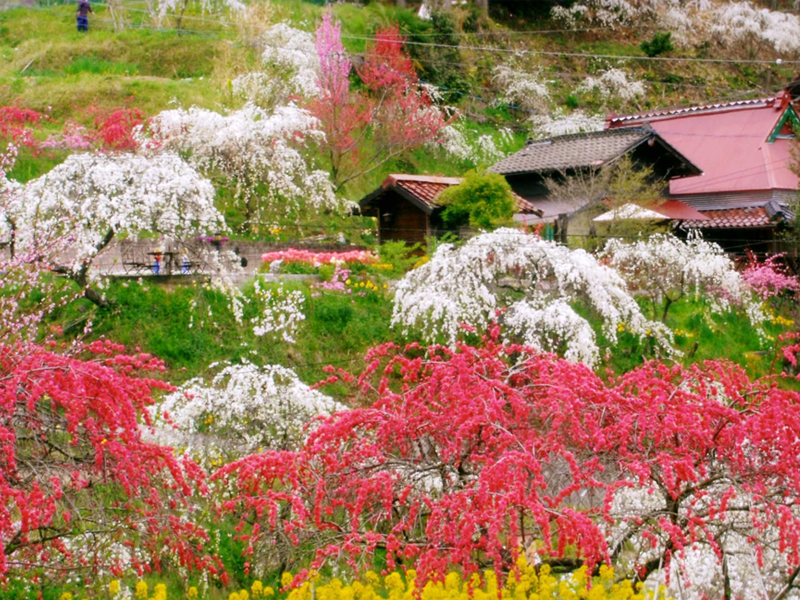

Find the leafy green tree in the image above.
[{"left": 440, "top": 170, "right": 516, "bottom": 230}]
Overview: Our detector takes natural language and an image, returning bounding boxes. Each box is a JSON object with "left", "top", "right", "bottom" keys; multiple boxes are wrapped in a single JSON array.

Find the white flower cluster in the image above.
[
  {"left": 232, "top": 23, "right": 320, "bottom": 105},
  {"left": 148, "top": 103, "right": 344, "bottom": 221},
  {"left": 492, "top": 64, "right": 550, "bottom": 112},
  {"left": 435, "top": 124, "right": 512, "bottom": 165},
  {"left": 602, "top": 233, "right": 766, "bottom": 327},
  {"left": 13, "top": 152, "right": 222, "bottom": 276},
  {"left": 577, "top": 68, "right": 646, "bottom": 102},
  {"left": 392, "top": 228, "right": 668, "bottom": 367},
  {"left": 252, "top": 279, "right": 306, "bottom": 343},
  {"left": 529, "top": 109, "right": 605, "bottom": 139},
  {"left": 504, "top": 299, "right": 600, "bottom": 365},
  {"left": 155, "top": 362, "right": 344, "bottom": 459},
  {"left": 551, "top": 0, "right": 639, "bottom": 29},
  {"left": 712, "top": 1, "right": 800, "bottom": 55},
  {"left": 189, "top": 268, "right": 306, "bottom": 342},
  {"left": 553, "top": 0, "right": 800, "bottom": 54}
]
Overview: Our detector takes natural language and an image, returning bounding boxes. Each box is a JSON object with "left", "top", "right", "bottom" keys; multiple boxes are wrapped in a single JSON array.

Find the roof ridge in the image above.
[
  {"left": 387, "top": 174, "right": 463, "bottom": 184},
  {"left": 608, "top": 98, "right": 775, "bottom": 125},
  {"left": 527, "top": 126, "right": 648, "bottom": 146}
]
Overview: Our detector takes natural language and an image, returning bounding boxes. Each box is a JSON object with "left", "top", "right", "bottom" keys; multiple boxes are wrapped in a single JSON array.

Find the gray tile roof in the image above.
[{"left": 491, "top": 127, "right": 655, "bottom": 176}]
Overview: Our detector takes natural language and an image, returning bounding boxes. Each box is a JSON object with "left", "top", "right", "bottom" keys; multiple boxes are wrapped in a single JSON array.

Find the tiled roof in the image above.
[
  {"left": 361, "top": 174, "right": 541, "bottom": 215},
  {"left": 387, "top": 174, "right": 461, "bottom": 210},
  {"left": 683, "top": 206, "right": 774, "bottom": 229},
  {"left": 491, "top": 128, "right": 652, "bottom": 175}
]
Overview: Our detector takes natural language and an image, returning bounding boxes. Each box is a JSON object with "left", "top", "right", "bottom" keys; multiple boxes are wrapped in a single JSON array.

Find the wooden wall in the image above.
[{"left": 375, "top": 190, "right": 430, "bottom": 244}]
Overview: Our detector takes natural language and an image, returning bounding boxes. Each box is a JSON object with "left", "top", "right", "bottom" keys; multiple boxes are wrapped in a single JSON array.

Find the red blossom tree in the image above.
[
  {"left": 0, "top": 105, "right": 44, "bottom": 149},
  {"left": 310, "top": 15, "right": 449, "bottom": 191},
  {"left": 215, "top": 336, "right": 800, "bottom": 596},
  {"left": 0, "top": 341, "right": 222, "bottom": 582},
  {"left": 93, "top": 106, "right": 145, "bottom": 151}
]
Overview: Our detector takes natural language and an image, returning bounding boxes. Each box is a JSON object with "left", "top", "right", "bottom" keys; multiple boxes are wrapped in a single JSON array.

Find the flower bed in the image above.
[{"left": 261, "top": 248, "right": 377, "bottom": 267}]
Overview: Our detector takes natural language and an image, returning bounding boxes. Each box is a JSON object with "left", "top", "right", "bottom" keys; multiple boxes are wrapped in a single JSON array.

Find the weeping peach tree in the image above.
[{"left": 214, "top": 332, "right": 800, "bottom": 599}]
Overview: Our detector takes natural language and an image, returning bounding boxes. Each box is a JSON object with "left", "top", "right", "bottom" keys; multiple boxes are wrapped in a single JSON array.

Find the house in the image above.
[
  {"left": 490, "top": 126, "right": 702, "bottom": 237},
  {"left": 358, "top": 174, "right": 542, "bottom": 244},
  {"left": 605, "top": 91, "right": 800, "bottom": 252}
]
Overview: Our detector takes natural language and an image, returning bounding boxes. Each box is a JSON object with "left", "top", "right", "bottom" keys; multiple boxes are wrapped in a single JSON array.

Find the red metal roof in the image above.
[
  {"left": 381, "top": 174, "right": 540, "bottom": 214},
  {"left": 683, "top": 206, "right": 773, "bottom": 229},
  {"left": 607, "top": 95, "right": 799, "bottom": 196},
  {"left": 648, "top": 200, "right": 709, "bottom": 221}
]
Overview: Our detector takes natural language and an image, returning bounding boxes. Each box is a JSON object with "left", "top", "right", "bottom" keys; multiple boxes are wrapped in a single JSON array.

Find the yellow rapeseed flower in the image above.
[
  {"left": 272, "top": 565, "right": 659, "bottom": 600},
  {"left": 135, "top": 581, "right": 148, "bottom": 600}
]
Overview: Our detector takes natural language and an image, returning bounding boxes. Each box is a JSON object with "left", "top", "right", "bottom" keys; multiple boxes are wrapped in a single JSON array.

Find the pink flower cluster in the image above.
[
  {"left": 316, "top": 264, "right": 352, "bottom": 294},
  {"left": 261, "top": 248, "right": 377, "bottom": 267},
  {"left": 742, "top": 251, "right": 799, "bottom": 300}
]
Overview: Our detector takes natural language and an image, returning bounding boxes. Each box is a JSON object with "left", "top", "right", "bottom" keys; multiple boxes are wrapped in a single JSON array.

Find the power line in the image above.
[
  {"left": 339, "top": 34, "right": 800, "bottom": 65},
  {"left": 23, "top": 0, "right": 797, "bottom": 68}
]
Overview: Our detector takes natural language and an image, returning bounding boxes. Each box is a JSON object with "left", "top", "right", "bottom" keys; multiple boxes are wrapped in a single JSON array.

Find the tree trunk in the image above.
[
  {"left": 397, "top": 0, "right": 406, "bottom": 7},
  {"left": 82, "top": 283, "right": 110, "bottom": 308},
  {"left": 475, "top": 0, "right": 488, "bottom": 14}
]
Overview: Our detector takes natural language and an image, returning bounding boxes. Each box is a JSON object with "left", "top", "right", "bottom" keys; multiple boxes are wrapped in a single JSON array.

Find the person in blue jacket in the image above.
[{"left": 76, "top": 0, "right": 93, "bottom": 32}]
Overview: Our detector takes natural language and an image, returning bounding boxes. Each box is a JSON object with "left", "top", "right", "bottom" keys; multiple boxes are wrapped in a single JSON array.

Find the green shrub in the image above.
[
  {"left": 439, "top": 170, "right": 516, "bottom": 230},
  {"left": 565, "top": 93, "right": 579, "bottom": 109},
  {"left": 377, "top": 240, "right": 422, "bottom": 275},
  {"left": 640, "top": 32, "right": 674, "bottom": 57}
]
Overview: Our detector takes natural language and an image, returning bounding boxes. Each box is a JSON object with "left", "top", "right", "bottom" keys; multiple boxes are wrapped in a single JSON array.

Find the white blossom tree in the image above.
[
  {"left": 712, "top": 1, "right": 800, "bottom": 56},
  {"left": 602, "top": 233, "right": 766, "bottom": 325},
  {"left": 147, "top": 103, "right": 345, "bottom": 231},
  {"left": 577, "top": 68, "right": 646, "bottom": 104},
  {"left": 529, "top": 109, "right": 605, "bottom": 140},
  {"left": 492, "top": 63, "right": 550, "bottom": 112},
  {"left": 232, "top": 23, "right": 321, "bottom": 107},
  {"left": 392, "top": 228, "right": 669, "bottom": 367},
  {"left": 434, "top": 123, "right": 513, "bottom": 166},
  {"left": 552, "top": 0, "right": 800, "bottom": 56},
  {"left": 11, "top": 152, "right": 223, "bottom": 306},
  {"left": 154, "top": 362, "right": 345, "bottom": 462},
  {"left": 251, "top": 279, "right": 306, "bottom": 343}
]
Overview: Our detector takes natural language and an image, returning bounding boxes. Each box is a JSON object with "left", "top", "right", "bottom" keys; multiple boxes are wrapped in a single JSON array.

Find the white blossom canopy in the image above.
[
  {"left": 392, "top": 228, "right": 668, "bottom": 367},
  {"left": 13, "top": 152, "right": 222, "bottom": 275},
  {"left": 602, "top": 233, "right": 765, "bottom": 326},
  {"left": 232, "top": 23, "right": 321, "bottom": 105},
  {"left": 147, "top": 102, "right": 345, "bottom": 222},
  {"left": 155, "top": 362, "right": 345, "bottom": 460}
]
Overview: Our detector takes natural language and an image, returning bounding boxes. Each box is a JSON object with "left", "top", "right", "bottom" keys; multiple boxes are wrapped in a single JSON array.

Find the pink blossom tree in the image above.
[
  {"left": 215, "top": 335, "right": 800, "bottom": 597},
  {"left": 0, "top": 341, "right": 222, "bottom": 583},
  {"left": 742, "top": 250, "right": 799, "bottom": 301},
  {"left": 310, "top": 14, "right": 449, "bottom": 191}
]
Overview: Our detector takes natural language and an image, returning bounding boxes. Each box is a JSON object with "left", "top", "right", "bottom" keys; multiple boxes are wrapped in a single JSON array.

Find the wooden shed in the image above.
[{"left": 359, "top": 174, "right": 542, "bottom": 244}]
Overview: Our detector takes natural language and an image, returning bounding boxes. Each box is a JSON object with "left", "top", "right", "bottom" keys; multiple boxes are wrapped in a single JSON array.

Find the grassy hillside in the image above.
[{"left": 1, "top": 0, "right": 795, "bottom": 197}]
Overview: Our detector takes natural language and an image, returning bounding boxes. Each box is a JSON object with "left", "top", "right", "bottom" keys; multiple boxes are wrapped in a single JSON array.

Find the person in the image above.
[{"left": 76, "top": 0, "right": 93, "bottom": 33}]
